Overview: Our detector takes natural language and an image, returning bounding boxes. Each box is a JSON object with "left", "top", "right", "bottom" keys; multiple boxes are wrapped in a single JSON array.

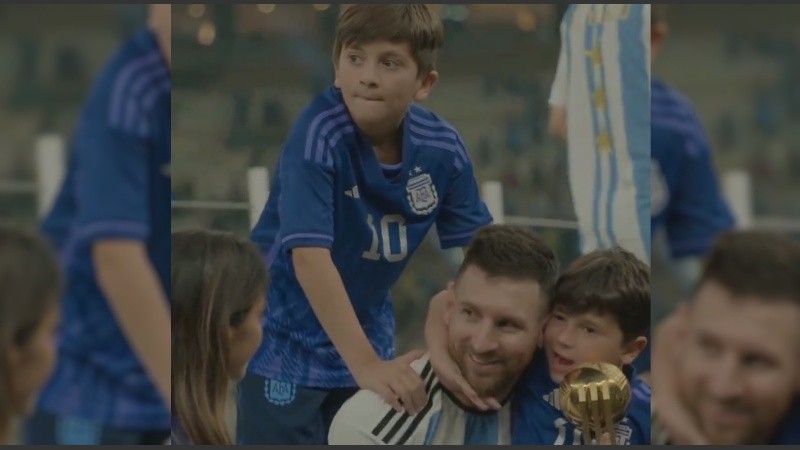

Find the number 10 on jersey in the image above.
[{"left": 362, "top": 214, "right": 408, "bottom": 262}]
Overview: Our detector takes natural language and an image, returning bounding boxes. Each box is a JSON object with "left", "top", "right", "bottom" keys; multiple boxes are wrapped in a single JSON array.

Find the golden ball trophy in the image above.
[{"left": 559, "top": 363, "right": 631, "bottom": 445}]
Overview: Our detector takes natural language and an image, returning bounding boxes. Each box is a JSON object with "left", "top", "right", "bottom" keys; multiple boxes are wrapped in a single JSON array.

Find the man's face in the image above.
[
  {"left": 678, "top": 281, "right": 800, "bottom": 444},
  {"left": 544, "top": 306, "right": 643, "bottom": 382},
  {"left": 334, "top": 40, "right": 436, "bottom": 140},
  {"left": 446, "top": 265, "right": 544, "bottom": 400}
]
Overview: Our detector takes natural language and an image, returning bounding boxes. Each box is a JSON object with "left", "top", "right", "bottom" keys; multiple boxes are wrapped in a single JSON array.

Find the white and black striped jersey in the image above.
[{"left": 328, "top": 354, "right": 512, "bottom": 445}]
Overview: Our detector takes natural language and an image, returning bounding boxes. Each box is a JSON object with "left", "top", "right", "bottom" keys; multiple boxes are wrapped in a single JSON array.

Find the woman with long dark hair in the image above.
[{"left": 171, "top": 230, "right": 267, "bottom": 444}]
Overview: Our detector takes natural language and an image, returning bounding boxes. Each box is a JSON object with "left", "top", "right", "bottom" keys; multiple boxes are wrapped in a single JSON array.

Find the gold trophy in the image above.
[{"left": 559, "top": 363, "right": 631, "bottom": 445}]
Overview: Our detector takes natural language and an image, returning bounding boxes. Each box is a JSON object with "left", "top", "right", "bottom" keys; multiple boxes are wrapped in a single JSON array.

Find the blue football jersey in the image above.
[
  {"left": 512, "top": 351, "right": 650, "bottom": 445},
  {"left": 651, "top": 77, "right": 734, "bottom": 258},
  {"left": 37, "top": 29, "right": 171, "bottom": 430},
  {"left": 249, "top": 86, "right": 492, "bottom": 388}
]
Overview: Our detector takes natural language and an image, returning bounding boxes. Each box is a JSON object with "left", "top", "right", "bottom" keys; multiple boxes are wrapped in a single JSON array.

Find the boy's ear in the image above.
[
  {"left": 414, "top": 70, "right": 439, "bottom": 102},
  {"left": 620, "top": 335, "right": 648, "bottom": 366}
]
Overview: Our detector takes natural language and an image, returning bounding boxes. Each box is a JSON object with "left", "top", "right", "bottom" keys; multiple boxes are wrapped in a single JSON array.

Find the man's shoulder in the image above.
[{"left": 329, "top": 355, "right": 440, "bottom": 445}]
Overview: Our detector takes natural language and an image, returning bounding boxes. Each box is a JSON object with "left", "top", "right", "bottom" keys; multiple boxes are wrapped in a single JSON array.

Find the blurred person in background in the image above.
[
  {"left": 650, "top": 5, "right": 735, "bottom": 313},
  {"left": 652, "top": 231, "right": 800, "bottom": 445},
  {"left": 0, "top": 228, "right": 61, "bottom": 444},
  {"left": 548, "top": 4, "right": 651, "bottom": 264},
  {"left": 643, "top": 5, "right": 737, "bottom": 381},
  {"left": 23, "top": 4, "right": 172, "bottom": 445}
]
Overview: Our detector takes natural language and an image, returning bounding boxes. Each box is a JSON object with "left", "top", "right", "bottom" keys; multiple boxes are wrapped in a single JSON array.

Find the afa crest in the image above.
[
  {"left": 406, "top": 173, "right": 438, "bottom": 215},
  {"left": 265, "top": 379, "right": 296, "bottom": 406}
]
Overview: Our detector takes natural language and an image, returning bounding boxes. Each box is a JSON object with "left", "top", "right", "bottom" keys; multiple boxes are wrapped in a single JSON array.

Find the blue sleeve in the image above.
[
  {"left": 74, "top": 116, "right": 150, "bottom": 245},
  {"left": 435, "top": 144, "right": 493, "bottom": 249},
  {"left": 277, "top": 119, "right": 336, "bottom": 250},
  {"left": 665, "top": 132, "right": 734, "bottom": 258},
  {"left": 628, "top": 379, "right": 652, "bottom": 445}
]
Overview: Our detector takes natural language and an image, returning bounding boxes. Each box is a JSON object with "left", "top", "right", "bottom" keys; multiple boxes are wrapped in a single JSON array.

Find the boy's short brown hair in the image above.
[
  {"left": 552, "top": 247, "right": 650, "bottom": 343},
  {"left": 333, "top": 4, "right": 445, "bottom": 76},
  {"left": 457, "top": 225, "right": 559, "bottom": 304}
]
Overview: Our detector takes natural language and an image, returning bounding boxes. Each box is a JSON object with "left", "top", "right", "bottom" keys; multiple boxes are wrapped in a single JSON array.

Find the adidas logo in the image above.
[{"left": 345, "top": 186, "right": 360, "bottom": 199}]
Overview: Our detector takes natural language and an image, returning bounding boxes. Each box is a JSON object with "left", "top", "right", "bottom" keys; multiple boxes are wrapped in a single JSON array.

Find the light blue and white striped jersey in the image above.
[
  {"left": 328, "top": 354, "right": 512, "bottom": 445},
  {"left": 550, "top": 4, "right": 651, "bottom": 263}
]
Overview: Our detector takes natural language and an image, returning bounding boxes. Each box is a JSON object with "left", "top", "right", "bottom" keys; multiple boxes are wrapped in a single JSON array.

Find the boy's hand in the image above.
[
  {"left": 429, "top": 346, "right": 502, "bottom": 411},
  {"left": 353, "top": 349, "right": 428, "bottom": 415}
]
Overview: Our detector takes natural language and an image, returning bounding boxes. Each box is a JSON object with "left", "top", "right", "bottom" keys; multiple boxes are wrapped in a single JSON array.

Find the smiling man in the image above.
[{"left": 328, "top": 225, "right": 558, "bottom": 445}]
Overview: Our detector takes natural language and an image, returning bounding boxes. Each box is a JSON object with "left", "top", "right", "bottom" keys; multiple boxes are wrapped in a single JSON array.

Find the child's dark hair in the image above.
[
  {"left": 551, "top": 247, "right": 650, "bottom": 343},
  {"left": 333, "top": 4, "right": 444, "bottom": 76},
  {"left": 171, "top": 230, "right": 268, "bottom": 445},
  {"left": 0, "top": 227, "right": 61, "bottom": 442},
  {"left": 457, "top": 225, "right": 559, "bottom": 304}
]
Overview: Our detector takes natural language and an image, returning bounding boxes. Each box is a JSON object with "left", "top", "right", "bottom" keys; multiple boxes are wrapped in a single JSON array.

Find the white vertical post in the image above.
[
  {"left": 481, "top": 180, "right": 504, "bottom": 224},
  {"left": 247, "top": 166, "right": 269, "bottom": 229},
  {"left": 35, "top": 134, "right": 66, "bottom": 218},
  {"left": 722, "top": 169, "right": 753, "bottom": 229}
]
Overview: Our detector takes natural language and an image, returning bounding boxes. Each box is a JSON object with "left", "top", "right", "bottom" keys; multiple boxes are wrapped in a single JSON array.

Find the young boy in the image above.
[
  {"left": 512, "top": 247, "right": 651, "bottom": 445},
  {"left": 239, "top": 5, "right": 492, "bottom": 444}
]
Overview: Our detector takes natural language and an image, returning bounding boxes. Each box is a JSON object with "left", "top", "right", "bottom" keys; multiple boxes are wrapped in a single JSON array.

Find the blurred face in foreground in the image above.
[{"left": 678, "top": 281, "right": 800, "bottom": 444}]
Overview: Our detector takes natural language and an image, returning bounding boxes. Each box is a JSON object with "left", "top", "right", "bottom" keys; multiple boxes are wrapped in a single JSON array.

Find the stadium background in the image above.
[{"left": 1, "top": 2, "right": 799, "bottom": 442}]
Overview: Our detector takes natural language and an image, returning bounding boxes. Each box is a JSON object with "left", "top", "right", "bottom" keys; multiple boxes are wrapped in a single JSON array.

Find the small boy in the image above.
[
  {"left": 239, "top": 5, "right": 492, "bottom": 444},
  {"left": 512, "top": 247, "right": 651, "bottom": 445}
]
